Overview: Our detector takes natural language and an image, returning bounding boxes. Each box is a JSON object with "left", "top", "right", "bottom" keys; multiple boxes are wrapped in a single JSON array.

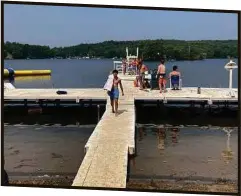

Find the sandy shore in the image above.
[
  {"left": 127, "top": 179, "right": 238, "bottom": 193},
  {"left": 9, "top": 177, "right": 74, "bottom": 187},
  {"left": 9, "top": 178, "right": 237, "bottom": 194}
]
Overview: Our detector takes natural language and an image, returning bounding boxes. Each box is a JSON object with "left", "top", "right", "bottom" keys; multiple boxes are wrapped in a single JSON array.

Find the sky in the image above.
[{"left": 4, "top": 4, "right": 238, "bottom": 47}]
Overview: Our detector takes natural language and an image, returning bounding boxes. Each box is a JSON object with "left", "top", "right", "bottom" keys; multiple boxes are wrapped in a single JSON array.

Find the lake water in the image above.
[
  {"left": 128, "top": 104, "right": 238, "bottom": 185},
  {"left": 4, "top": 124, "right": 94, "bottom": 176},
  {"left": 4, "top": 105, "right": 105, "bottom": 183},
  {"left": 129, "top": 125, "right": 238, "bottom": 182},
  {"left": 4, "top": 58, "right": 238, "bottom": 88},
  {"left": 3, "top": 58, "right": 238, "bottom": 188}
]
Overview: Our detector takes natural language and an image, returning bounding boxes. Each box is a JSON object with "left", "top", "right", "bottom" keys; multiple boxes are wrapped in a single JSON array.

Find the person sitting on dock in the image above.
[
  {"left": 107, "top": 70, "right": 124, "bottom": 114},
  {"left": 169, "top": 65, "right": 181, "bottom": 90},
  {"left": 157, "top": 59, "right": 167, "bottom": 93}
]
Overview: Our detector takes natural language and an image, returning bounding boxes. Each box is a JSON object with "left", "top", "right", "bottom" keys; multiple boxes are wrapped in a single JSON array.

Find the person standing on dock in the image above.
[
  {"left": 132, "top": 58, "right": 137, "bottom": 75},
  {"left": 107, "top": 70, "right": 124, "bottom": 114},
  {"left": 137, "top": 58, "right": 143, "bottom": 75},
  {"left": 157, "top": 59, "right": 167, "bottom": 93},
  {"left": 122, "top": 58, "right": 127, "bottom": 75},
  {"left": 139, "top": 61, "right": 148, "bottom": 90}
]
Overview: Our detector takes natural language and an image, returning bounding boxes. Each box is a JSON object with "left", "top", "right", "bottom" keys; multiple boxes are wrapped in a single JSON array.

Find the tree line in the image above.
[{"left": 4, "top": 39, "right": 238, "bottom": 61}]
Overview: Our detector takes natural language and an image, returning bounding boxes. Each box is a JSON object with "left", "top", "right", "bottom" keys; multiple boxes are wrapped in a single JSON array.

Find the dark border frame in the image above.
[
  {"left": 1, "top": 0, "right": 240, "bottom": 13},
  {"left": 238, "top": 11, "right": 241, "bottom": 196},
  {"left": 1, "top": 1, "right": 240, "bottom": 195}
]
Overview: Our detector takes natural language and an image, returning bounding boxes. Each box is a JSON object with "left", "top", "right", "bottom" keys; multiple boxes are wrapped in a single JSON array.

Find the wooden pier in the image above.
[{"left": 3, "top": 75, "right": 238, "bottom": 188}]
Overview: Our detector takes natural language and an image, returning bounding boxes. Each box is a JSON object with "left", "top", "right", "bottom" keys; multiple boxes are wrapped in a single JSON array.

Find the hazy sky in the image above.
[{"left": 4, "top": 4, "right": 238, "bottom": 47}]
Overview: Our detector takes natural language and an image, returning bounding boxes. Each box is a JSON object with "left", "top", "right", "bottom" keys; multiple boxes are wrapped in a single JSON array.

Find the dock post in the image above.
[
  {"left": 24, "top": 99, "right": 27, "bottom": 108},
  {"left": 157, "top": 100, "right": 160, "bottom": 108},
  {"left": 224, "top": 59, "right": 237, "bottom": 97},
  {"left": 76, "top": 96, "right": 80, "bottom": 103},
  {"left": 97, "top": 104, "right": 100, "bottom": 122},
  {"left": 229, "top": 68, "right": 233, "bottom": 90},
  {"left": 39, "top": 99, "right": 43, "bottom": 107},
  {"left": 56, "top": 99, "right": 60, "bottom": 107}
]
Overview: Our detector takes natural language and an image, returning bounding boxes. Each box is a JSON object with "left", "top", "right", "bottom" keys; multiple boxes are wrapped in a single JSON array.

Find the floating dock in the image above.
[
  {"left": 4, "top": 77, "right": 238, "bottom": 105},
  {"left": 4, "top": 74, "right": 238, "bottom": 188},
  {"left": 4, "top": 68, "right": 51, "bottom": 77}
]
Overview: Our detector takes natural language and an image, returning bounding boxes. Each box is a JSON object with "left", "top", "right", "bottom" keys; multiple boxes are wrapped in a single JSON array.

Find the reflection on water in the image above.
[
  {"left": 4, "top": 75, "right": 52, "bottom": 88},
  {"left": 130, "top": 124, "right": 238, "bottom": 182},
  {"left": 222, "top": 128, "right": 235, "bottom": 164},
  {"left": 6, "top": 75, "right": 51, "bottom": 82}
]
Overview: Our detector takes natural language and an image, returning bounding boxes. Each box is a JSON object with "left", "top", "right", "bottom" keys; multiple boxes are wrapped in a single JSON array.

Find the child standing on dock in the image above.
[
  {"left": 122, "top": 58, "right": 127, "bottom": 75},
  {"left": 157, "top": 59, "right": 167, "bottom": 93},
  {"left": 139, "top": 61, "right": 148, "bottom": 90},
  {"left": 107, "top": 70, "right": 124, "bottom": 114}
]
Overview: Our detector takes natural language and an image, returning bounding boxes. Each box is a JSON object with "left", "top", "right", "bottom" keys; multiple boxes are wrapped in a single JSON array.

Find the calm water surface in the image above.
[
  {"left": 4, "top": 106, "right": 106, "bottom": 179},
  {"left": 4, "top": 59, "right": 238, "bottom": 88},
  {"left": 4, "top": 124, "right": 95, "bottom": 177}
]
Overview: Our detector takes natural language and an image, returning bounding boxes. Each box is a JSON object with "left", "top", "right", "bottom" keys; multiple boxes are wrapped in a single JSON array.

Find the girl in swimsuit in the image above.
[{"left": 108, "top": 69, "right": 124, "bottom": 114}]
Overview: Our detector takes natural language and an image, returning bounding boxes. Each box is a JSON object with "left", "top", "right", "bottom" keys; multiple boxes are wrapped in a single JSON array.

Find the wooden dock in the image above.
[
  {"left": 3, "top": 75, "right": 238, "bottom": 188},
  {"left": 72, "top": 103, "right": 135, "bottom": 188}
]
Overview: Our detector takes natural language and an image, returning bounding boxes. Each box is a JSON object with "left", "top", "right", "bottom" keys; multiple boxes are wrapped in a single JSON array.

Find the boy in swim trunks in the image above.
[
  {"left": 157, "top": 59, "right": 167, "bottom": 93},
  {"left": 107, "top": 70, "right": 124, "bottom": 114},
  {"left": 139, "top": 61, "right": 148, "bottom": 90}
]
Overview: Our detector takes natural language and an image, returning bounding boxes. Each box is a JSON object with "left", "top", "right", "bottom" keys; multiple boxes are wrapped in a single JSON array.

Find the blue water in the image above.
[{"left": 4, "top": 58, "right": 238, "bottom": 88}]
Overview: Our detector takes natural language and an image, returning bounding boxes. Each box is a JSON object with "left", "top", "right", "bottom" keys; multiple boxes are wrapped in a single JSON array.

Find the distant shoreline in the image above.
[
  {"left": 4, "top": 58, "right": 237, "bottom": 61},
  {"left": 4, "top": 39, "right": 238, "bottom": 61}
]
